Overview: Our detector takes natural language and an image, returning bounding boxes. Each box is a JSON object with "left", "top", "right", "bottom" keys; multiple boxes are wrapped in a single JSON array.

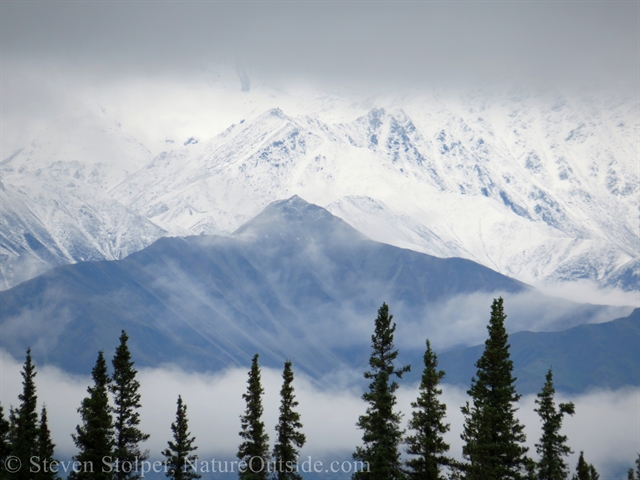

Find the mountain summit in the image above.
[{"left": 233, "top": 195, "right": 369, "bottom": 244}]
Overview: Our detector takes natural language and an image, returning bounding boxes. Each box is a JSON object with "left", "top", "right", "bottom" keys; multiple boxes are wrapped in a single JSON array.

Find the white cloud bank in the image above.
[
  {"left": 1, "top": 350, "right": 637, "bottom": 478},
  {"left": 532, "top": 279, "right": 640, "bottom": 310}
]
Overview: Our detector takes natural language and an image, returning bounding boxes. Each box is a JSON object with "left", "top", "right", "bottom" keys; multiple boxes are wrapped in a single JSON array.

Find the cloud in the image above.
[
  {"left": 2, "top": 1, "right": 636, "bottom": 91},
  {"left": 393, "top": 289, "right": 632, "bottom": 352},
  {"left": 1, "top": 350, "right": 637, "bottom": 478},
  {"left": 532, "top": 279, "right": 640, "bottom": 309},
  {"left": 2, "top": 0, "right": 636, "bottom": 163}
]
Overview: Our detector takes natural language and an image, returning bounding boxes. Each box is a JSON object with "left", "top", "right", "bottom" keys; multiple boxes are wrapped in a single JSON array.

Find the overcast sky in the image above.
[
  {"left": 2, "top": 0, "right": 638, "bottom": 90},
  {"left": 2, "top": 0, "right": 638, "bottom": 153}
]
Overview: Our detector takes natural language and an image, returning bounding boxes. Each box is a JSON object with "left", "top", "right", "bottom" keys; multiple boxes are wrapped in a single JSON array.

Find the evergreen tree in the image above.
[
  {"left": 571, "top": 452, "right": 599, "bottom": 480},
  {"left": 110, "top": 331, "right": 149, "bottom": 480},
  {"left": 404, "top": 339, "right": 450, "bottom": 480},
  {"left": 0, "top": 405, "right": 12, "bottom": 480},
  {"left": 534, "top": 368, "right": 575, "bottom": 480},
  {"left": 11, "top": 349, "right": 40, "bottom": 480},
  {"left": 628, "top": 454, "right": 640, "bottom": 480},
  {"left": 273, "top": 360, "right": 305, "bottom": 480},
  {"left": 70, "top": 351, "right": 114, "bottom": 480},
  {"left": 353, "top": 302, "right": 410, "bottom": 480},
  {"left": 35, "top": 406, "right": 59, "bottom": 480},
  {"left": 460, "top": 297, "right": 528, "bottom": 479},
  {"left": 162, "top": 396, "right": 200, "bottom": 480},
  {"left": 237, "top": 354, "right": 270, "bottom": 480}
]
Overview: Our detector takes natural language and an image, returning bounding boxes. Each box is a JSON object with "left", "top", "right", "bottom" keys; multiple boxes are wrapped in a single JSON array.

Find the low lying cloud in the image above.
[
  {"left": 394, "top": 289, "right": 632, "bottom": 352},
  {"left": 1, "top": 350, "right": 637, "bottom": 478},
  {"left": 532, "top": 278, "right": 639, "bottom": 309}
]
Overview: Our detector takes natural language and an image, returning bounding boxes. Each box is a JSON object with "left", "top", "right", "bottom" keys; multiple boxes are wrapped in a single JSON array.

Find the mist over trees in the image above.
[{"left": 0, "top": 300, "right": 635, "bottom": 479}]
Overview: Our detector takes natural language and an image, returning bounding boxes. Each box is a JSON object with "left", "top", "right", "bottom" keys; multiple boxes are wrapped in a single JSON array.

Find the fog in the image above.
[
  {"left": 1, "top": 349, "right": 637, "bottom": 478},
  {"left": 3, "top": 0, "right": 638, "bottom": 155},
  {"left": 532, "top": 279, "right": 640, "bottom": 309}
]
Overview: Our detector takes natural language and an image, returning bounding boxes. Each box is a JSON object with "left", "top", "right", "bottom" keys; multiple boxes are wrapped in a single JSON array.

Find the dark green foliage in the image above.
[
  {"left": 524, "top": 458, "right": 537, "bottom": 480},
  {"left": 534, "top": 369, "right": 575, "bottom": 480},
  {"left": 353, "top": 303, "right": 410, "bottom": 480},
  {"left": 111, "top": 331, "right": 150, "bottom": 480},
  {"left": 405, "top": 339, "right": 450, "bottom": 480},
  {"left": 35, "top": 407, "right": 59, "bottom": 480},
  {"left": 628, "top": 454, "right": 640, "bottom": 480},
  {"left": 70, "top": 351, "right": 114, "bottom": 480},
  {"left": 460, "top": 298, "right": 528, "bottom": 479},
  {"left": 162, "top": 396, "right": 200, "bottom": 480},
  {"left": 0, "top": 405, "right": 12, "bottom": 480},
  {"left": 273, "top": 361, "right": 305, "bottom": 480},
  {"left": 571, "top": 452, "right": 599, "bottom": 480},
  {"left": 237, "top": 354, "right": 270, "bottom": 480},
  {"left": 11, "top": 349, "right": 39, "bottom": 480}
]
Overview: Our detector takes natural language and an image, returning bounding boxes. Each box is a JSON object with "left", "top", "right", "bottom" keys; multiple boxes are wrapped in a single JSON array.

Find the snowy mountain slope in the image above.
[
  {"left": 111, "top": 92, "right": 638, "bottom": 291},
  {"left": 2, "top": 88, "right": 637, "bottom": 292},
  {"left": 0, "top": 112, "right": 166, "bottom": 289}
]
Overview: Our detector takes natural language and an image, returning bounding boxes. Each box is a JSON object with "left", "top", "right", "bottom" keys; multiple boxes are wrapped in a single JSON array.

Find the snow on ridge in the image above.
[{"left": 1, "top": 89, "right": 638, "bottom": 293}]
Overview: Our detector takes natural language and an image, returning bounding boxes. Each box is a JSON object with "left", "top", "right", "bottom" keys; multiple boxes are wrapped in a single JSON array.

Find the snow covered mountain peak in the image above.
[
  {"left": 2, "top": 90, "right": 638, "bottom": 296},
  {"left": 232, "top": 195, "right": 368, "bottom": 247}
]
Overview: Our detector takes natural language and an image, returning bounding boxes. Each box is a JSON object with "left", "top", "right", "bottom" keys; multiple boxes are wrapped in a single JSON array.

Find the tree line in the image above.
[{"left": 1, "top": 298, "right": 639, "bottom": 480}]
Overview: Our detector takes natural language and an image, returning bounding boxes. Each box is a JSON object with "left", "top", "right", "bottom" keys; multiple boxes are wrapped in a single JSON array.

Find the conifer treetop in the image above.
[
  {"left": 70, "top": 350, "right": 114, "bottom": 480},
  {"left": 237, "top": 354, "right": 270, "bottom": 480},
  {"left": 534, "top": 368, "right": 575, "bottom": 480},
  {"left": 162, "top": 395, "right": 200, "bottom": 480},
  {"left": 273, "top": 360, "right": 305, "bottom": 480},
  {"left": 353, "top": 302, "right": 409, "bottom": 480},
  {"left": 12, "top": 348, "right": 40, "bottom": 480},
  {"left": 36, "top": 406, "right": 59, "bottom": 480},
  {"left": 572, "top": 452, "right": 600, "bottom": 480},
  {"left": 111, "top": 331, "right": 150, "bottom": 480},
  {"left": 405, "top": 339, "right": 451, "bottom": 480},
  {"left": 460, "top": 297, "right": 528, "bottom": 479}
]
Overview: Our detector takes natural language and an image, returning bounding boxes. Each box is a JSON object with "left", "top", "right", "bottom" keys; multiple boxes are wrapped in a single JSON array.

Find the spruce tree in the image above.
[
  {"left": 571, "top": 452, "right": 599, "bottom": 480},
  {"left": 353, "top": 302, "right": 410, "bottom": 480},
  {"left": 273, "top": 360, "right": 305, "bottom": 480},
  {"left": 460, "top": 297, "right": 528, "bottom": 479},
  {"left": 110, "top": 331, "right": 149, "bottom": 480},
  {"left": 534, "top": 368, "right": 575, "bottom": 480},
  {"left": 11, "top": 348, "right": 40, "bottom": 480},
  {"left": 162, "top": 396, "right": 200, "bottom": 480},
  {"left": 628, "top": 454, "right": 640, "bottom": 480},
  {"left": 35, "top": 406, "right": 59, "bottom": 480},
  {"left": 237, "top": 354, "right": 270, "bottom": 480},
  {"left": 70, "top": 351, "right": 114, "bottom": 480},
  {"left": 405, "top": 339, "right": 450, "bottom": 480},
  {"left": 0, "top": 405, "right": 12, "bottom": 480}
]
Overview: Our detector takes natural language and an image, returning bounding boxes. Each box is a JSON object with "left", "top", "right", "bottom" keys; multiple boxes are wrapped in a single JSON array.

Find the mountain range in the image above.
[
  {"left": 0, "top": 197, "right": 633, "bottom": 393},
  {"left": 1, "top": 90, "right": 637, "bottom": 292}
]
